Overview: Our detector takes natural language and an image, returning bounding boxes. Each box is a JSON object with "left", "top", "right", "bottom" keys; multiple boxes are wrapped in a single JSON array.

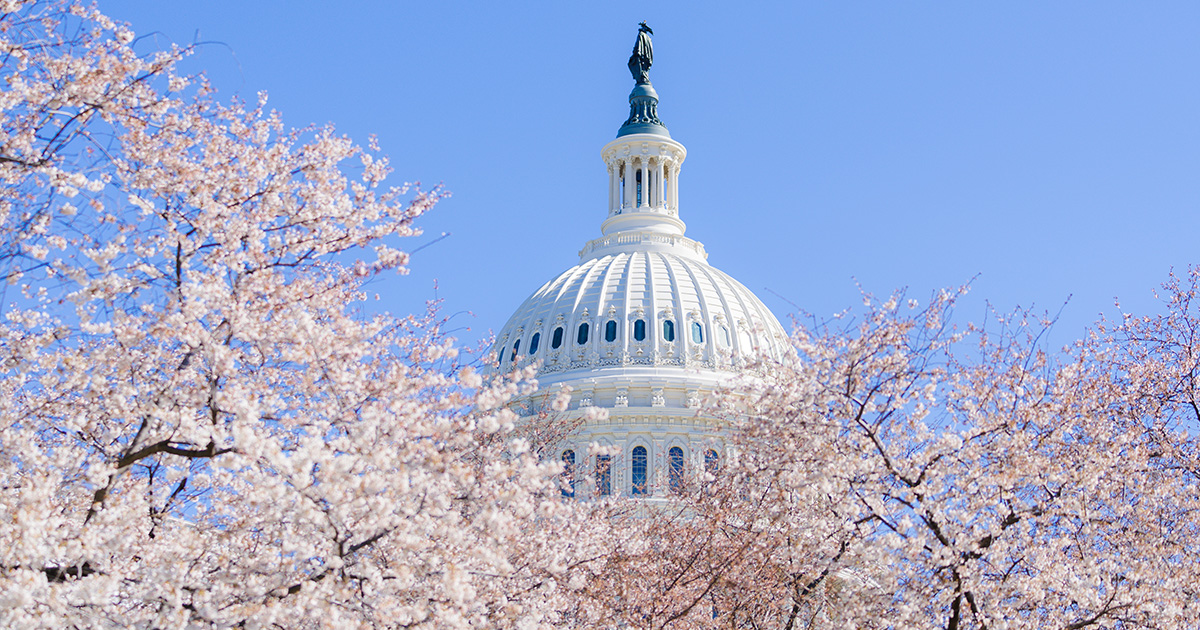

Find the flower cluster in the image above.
[
  {"left": 583, "top": 282, "right": 1200, "bottom": 628},
  {"left": 0, "top": 3, "right": 593, "bottom": 628}
]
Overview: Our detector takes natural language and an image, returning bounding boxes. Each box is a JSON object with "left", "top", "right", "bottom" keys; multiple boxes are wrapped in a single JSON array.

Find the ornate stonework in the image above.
[{"left": 492, "top": 37, "right": 788, "bottom": 501}]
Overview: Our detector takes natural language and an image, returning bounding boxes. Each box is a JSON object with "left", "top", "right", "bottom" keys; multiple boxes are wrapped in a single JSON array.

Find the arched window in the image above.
[
  {"left": 633, "top": 319, "right": 646, "bottom": 341},
  {"left": 631, "top": 446, "right": 648, "bottom": 496},
  {"left": 662, "top": 320, "right": 675, "bottom": 342},
  {"left": 528, "top": 332, "right": 540, "bottom": 354},
  {"left": 577, "top": 322, "right": 589, "bottom": 345},
  {"left": 561, "top": 450, "right": 576, "bottom": 498},
  {"left": 704, "top": 449, "right": 720, "bottom": 477},
  {"left": 669, "top": 446, "right": 685, "bottom": 493},
  {"left": 635, "top": 168, "right": 643, "bottom": 206},
  {"left": 596, "top": 454, "right": 612, "bottom": 496},
  {"left": 605, "top": 320, "right": 617, "bottom": 342},
  {"left": 551, "top": 326, "right": 564, "bottom": 349},
  {"left": 510, "top": 339, "right": 520, "bottom": 362},
  {"left": 691, "top": 322, "right": 704, "bottom": 344}
]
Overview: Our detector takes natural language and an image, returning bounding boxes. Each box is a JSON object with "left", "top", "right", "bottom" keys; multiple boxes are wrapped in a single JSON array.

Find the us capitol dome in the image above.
[{"left": 493, "top": 24, "right": 789, "bottom": 500}]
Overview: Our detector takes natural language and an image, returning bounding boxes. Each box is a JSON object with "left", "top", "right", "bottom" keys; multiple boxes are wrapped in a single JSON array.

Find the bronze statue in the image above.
[{"left": 628, "top": 22, "right": 654, "bottom": 85}]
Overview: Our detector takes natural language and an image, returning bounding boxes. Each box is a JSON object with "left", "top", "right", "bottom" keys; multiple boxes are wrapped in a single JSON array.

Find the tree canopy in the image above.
[{"left": 3, "top": 2, "right": 1199, "bottom": 629}]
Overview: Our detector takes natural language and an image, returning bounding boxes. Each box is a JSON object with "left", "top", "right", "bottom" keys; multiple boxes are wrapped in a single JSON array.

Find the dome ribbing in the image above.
[{"left": 495, "top": 250, "right": 788, "bottom": 381}]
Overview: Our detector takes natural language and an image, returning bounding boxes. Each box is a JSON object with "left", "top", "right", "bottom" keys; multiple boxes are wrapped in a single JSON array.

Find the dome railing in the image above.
[{"left": 579, "top": 230, "right": 707, "bottom": 261}]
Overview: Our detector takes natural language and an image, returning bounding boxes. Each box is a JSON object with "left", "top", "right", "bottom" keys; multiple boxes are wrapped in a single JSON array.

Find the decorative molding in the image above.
[{"left": 578, "top": 231, "right": 706, "bottom": 261}]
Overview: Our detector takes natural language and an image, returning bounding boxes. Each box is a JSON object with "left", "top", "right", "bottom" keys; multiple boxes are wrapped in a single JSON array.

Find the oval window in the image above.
[
  {"left": 605, "top": 320, "right": 617, "bottom": 342},
  {"left": 551, "top": 326, "right": 564, "bottom": 349},
  {"left": 662, "top": 320, "right": 675, "bottom": 342},
  {"left": 528, "top": 332, "right": 540, "bottom": 354},
  {"left": 577, "top": 322, "right": 589, "bottom": 345},
  {"left": 633, "top": 319, "right": 646, "bottom": 341},
  {"left": 692, "top": 322, "right": 704, "bottom": 344}
]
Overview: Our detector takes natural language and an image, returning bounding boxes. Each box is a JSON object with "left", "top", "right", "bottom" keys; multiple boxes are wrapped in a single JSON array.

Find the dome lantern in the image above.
[{"left": 588, "top": 23, "right": 696, "bottom": 260}]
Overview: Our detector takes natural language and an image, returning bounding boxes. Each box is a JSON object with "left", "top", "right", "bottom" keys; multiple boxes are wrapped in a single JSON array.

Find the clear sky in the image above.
[{"left": 100, "top": 1, "right": 1200, "bottom": 350}]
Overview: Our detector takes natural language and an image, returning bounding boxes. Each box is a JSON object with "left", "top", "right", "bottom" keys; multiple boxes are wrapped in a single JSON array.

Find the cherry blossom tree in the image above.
[
  {"left": 8, "top": 4, "right": 1200, "bottom": 630},
  {"left": 581, "top": 283, "right": 1200, "bottom": 629},
  {"left": 0, "top": 2, "right": 595, "bottom": 627}
]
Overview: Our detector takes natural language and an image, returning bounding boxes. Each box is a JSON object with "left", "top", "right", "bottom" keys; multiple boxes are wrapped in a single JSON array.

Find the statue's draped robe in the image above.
[{"left": 629, "top": 30, "right": 653, "bottom": 84}]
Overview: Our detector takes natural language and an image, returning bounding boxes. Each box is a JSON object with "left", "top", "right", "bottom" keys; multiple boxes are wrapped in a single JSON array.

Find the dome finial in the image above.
[
  {"left": 628, "top": 22, "right": 654, "bottom": 85},
  {"left": 618, "top": 23, "right": 669, "bottom": 138}
]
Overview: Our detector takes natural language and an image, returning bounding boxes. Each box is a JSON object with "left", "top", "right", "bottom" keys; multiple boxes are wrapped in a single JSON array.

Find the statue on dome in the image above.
[{"left": 628, "top": 22, "right": 654, "bottom": 85}]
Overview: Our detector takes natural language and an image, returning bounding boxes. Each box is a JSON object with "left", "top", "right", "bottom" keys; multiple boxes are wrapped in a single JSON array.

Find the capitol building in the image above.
[{"left": 494, "top": 26, "right": 789, "bottom": 501}]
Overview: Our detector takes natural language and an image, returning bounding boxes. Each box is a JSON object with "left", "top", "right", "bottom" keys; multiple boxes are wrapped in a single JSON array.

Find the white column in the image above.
[
  {"left": 670, "top": 164, "right": 680, "bottom": 210},
  {"left": 663, "top": 161, "right": 672, "bottom": 210},
  {"left": 607, "top": 163, "right": 615, "bottom": 214},
  {"left": 622, "top": 160, "right": 632, "bottom": 210},
  {"left": 648, "top": 158, "right": 657, "bottom": 207},
  {"left": 632, "top": 159, "right": 639, "bottom": 209},
  {"left": 615, "top": 160, "right": 621, "bottom": 210},
  {"left": 656, "top": 161, "right": 666, "bottom": 208},
  {"left": 638, "top": 159, "right": 647, "bottom": 208},
  {"left": 651, "top": 160, "right": 660, "bottom": 208},
  {"left": 612, "top": 162, "right": 620, "bottom": 214}
]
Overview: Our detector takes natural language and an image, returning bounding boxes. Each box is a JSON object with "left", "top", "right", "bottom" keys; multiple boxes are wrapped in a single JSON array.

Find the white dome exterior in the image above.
[
  {"left": 491, "top": 65, "right": 789, "bottom": 501},
  {"left": 495, "top": 249, "right": 788, "bottom": 384}
]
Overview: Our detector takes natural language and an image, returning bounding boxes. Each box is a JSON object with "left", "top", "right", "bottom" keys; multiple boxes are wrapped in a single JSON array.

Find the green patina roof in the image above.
[{"left": 617, "top": 83, "right": 670, "bottom": 138}]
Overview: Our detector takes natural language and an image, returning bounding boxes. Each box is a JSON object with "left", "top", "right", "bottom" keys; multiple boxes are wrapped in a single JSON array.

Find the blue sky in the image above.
[{"left": 101, "top": 1, "right": 1200, "bottom": 349}]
